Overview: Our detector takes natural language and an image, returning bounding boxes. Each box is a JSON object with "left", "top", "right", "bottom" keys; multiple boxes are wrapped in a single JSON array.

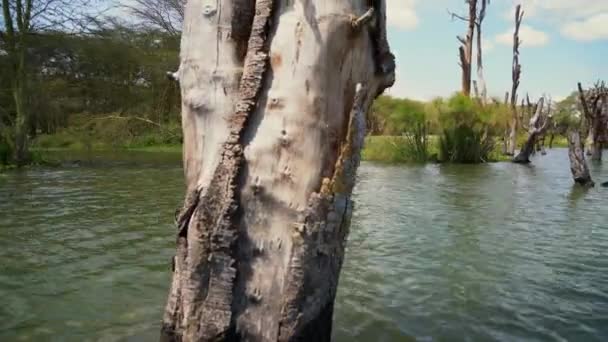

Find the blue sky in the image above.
[{"left": 385, "top": 0, "right": 608, "bottom": 101}]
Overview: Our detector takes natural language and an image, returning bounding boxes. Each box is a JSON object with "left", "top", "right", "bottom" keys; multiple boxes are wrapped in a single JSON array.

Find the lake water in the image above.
[{"left": 1, "top": 150, "right": 607, "bottom": 341}]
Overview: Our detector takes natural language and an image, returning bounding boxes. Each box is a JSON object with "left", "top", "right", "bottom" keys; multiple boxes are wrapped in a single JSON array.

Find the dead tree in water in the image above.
[
  {"left": 513, "top": 97, "right": 550, "bottom": 163},
  {"left": 501, "top": 91, "right": 510, "bottom": 155},
  {"left": 160, "top": 1, "right": 395, "bottom": 341},
  {"left": 450, "top": 0, "right": 478, "bottom": 97},
  {"left": 568, "top": 131, "right": 594, "bottom": 186},
  {"left": 578, "top": 81, "right": 608, "bottom": 161},
  {"left": 507, "top": 4, "right": 524, "bottom": 156},
  {"left": 537, "top": 97, "right": 551, "bottom": 155},
  {"left": 475, "top": 0, "right": 489, "bottom": 104}
]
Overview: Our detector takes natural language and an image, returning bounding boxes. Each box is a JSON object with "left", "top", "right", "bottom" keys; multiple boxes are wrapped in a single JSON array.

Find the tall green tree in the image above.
[{"left": 1, "top": 0, "right": 100, "bottom": 164}]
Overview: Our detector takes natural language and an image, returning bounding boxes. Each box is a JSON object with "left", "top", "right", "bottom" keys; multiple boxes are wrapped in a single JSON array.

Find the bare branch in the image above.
[
  {"left": 124, "top": 0, "right": 185, "bottom": 36},
  {"left": 351, "top": 7, "right": 374, "bottom": 30},
  {"left": 448, "top": 10, "right": 469, "bottom": 22}
]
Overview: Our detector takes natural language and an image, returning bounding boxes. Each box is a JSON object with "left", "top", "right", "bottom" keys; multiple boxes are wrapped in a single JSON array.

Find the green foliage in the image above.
[
  {"left": 0, "top": 25, "right": 182, "bottom": 165},
  {"left": 362, "top": 136, "right": 412, "bottom": 163},
  {"left": 553, "top": 92, "right": 581, "bottom": 135},
  {"left": 437, "top": 94, "right": 495, "bottom": 163},
  {"left": 32, "top": 113, "right": 182, "bottom": 150}
]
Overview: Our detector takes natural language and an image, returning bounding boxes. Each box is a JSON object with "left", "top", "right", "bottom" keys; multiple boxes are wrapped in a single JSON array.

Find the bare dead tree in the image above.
[
  {"left": 450, "top": 0, "right": 478, "bottom": 97},
  {"left": 568, "top": 131, "right": 594, "bottom": 187},
  {"left": 538, "top": 97, "right": 552, "bottom": 155},
  {"left": 578, "top": 81, "right": 608, "bottom": 161},
  {"left": 475, "top": 0, "right": 489, "bottom": 104},
  {"left": 125, "top": 0, "right": 185, "bottom": 36},
  {"left": 513, "top": 96, "right": 550, "bottom": 163},
  {"left": 161, "top": 1, "right": 395, "bottom": 341},
  {"left": 507, "top": 4, "right": 524, "bottom": 156}
]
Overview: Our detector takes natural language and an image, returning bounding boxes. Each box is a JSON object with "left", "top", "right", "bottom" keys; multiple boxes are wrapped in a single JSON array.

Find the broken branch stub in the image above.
[{"left": 161, "top": 1, "right": 395, "bottom": 341}]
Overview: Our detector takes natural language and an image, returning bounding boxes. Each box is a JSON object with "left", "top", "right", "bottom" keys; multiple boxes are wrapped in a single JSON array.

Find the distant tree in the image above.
[
  {"left": 550, "top": 92, "right": 579, "bottom": 148},
  {"left": 1, "top": 0, "right": 102, "bottom": 164},
  {"left": 450, "top": 0, "right": 478, "bottom": 97},
  {"left": 126, "top": 0, "right": 185, "bottom": 36}
]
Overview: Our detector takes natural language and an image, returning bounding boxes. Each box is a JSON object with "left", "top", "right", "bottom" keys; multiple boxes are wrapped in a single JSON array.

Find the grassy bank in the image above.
[
  {"left": 362, "top": 135, "right": 568, "bottom": 163},
  {"left": 27, "top": 130, "right": 569, "bottom": 166},
  {"left": 362, "top": 136, "right": 508, "bottom": 163}
]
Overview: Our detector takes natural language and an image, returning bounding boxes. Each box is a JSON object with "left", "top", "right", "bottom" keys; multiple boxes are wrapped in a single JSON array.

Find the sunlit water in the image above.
[{"left": 1, "top": 150, "right": 607, "bottom": 341}]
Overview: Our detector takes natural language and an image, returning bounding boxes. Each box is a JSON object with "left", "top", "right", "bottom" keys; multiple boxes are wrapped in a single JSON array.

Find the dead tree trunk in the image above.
[
  {"left": 578, "top": 81, "right": 607, "bottom": 162},
  {"left": 514, "top": 97, "right": 548, "bottom": 163},
  {"left": 451, "top": 0, "right": 477, "bottom": 97},
  {"left": 568, "top": 131, "right": 594, "bottom": 186},
  {"left": 507, "top": 5, "right": 523, "bottom": 156},
  {"left": 161, "top": 1, "right": 395, "bottom": 341},
  {"left": 475, "top": 0, "right": 488, "bottom": 104},
  {"left": 539, "top": 98, "right": 551, "bottom": 155},
  {"left": 502, "top": 91, "right": 509, "bottom": 155}
]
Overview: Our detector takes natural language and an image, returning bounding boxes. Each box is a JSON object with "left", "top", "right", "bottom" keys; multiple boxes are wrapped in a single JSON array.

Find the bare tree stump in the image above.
[
  {"left": 568, "top": 131, "right": 594, "bottom": 187},
  {"left": 160, "top": 1, "right": 395, "bottom": 341}
]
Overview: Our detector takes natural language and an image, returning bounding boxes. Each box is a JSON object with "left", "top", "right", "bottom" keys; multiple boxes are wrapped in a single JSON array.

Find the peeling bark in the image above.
[
  {"left": 568, "top": 131, "right": 594, "bottom": 187},
  {"left": 161, "top": 1, "right": 395, "bottom": 341}
]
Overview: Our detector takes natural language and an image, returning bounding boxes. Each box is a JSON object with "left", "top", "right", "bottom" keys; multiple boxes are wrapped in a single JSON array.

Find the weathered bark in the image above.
[
  {"left": 451, "top": 0, "right": 477, "bottom": 97},
  {"left": 475, "top": 0, "right": 488, "bottom": 104},
  {"left": 514, "top": 97, "right": 548, "bottom": 163},
  {"left": 578, "top": 81, "right": 608, "bottom": 162},
  {"left": 507, "top": 5, "right": 523, "bottom": 156},
  {"left": 568, "top": 131, "right": 594, "bottom": 187},
  {"left": 161, "top": 1, "right": 395, "bottom": 341}
]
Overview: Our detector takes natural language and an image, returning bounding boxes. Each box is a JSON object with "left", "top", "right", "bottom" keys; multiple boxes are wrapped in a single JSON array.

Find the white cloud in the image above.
[
  {"left": 386, "top": 0, "right": 419, "bottom": 31},
  {"left": 502, "top": 1, "right": 608, "bottom": 41},
  {"left": 496, "top": 25, "right": 549, "bottom": 47},
  {"left": 561, "top": 13, "right": 608, "bottom": 42},
  {"left": 504, "top": 0, "right": 608, "bottom": 20}
]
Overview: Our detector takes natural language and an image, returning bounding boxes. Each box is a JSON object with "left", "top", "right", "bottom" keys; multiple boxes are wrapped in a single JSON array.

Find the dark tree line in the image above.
[{"left": 1, "top": 0, "right": 183, "bottom": 164}]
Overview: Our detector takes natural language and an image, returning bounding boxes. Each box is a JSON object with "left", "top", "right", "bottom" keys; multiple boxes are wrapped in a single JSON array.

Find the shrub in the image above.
[{"left": 438, "top": 93, "right": 495, "bottom": 163}]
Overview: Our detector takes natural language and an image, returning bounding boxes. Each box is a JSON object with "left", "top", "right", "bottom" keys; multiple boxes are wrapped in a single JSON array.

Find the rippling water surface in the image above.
[{"left": 1, "top": 150, "right": 607, "bottom": 341}]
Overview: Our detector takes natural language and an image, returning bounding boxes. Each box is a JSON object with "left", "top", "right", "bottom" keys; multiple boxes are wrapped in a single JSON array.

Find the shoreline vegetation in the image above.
[
  {"left": 0, "top": 20, "right": 581, "bottom": 169},
  {"left": 19, "top": 133, "right": 569, "bottom": 166},
  {"left": 5, "top": 92, "right": 569, "bottom": 168}
]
